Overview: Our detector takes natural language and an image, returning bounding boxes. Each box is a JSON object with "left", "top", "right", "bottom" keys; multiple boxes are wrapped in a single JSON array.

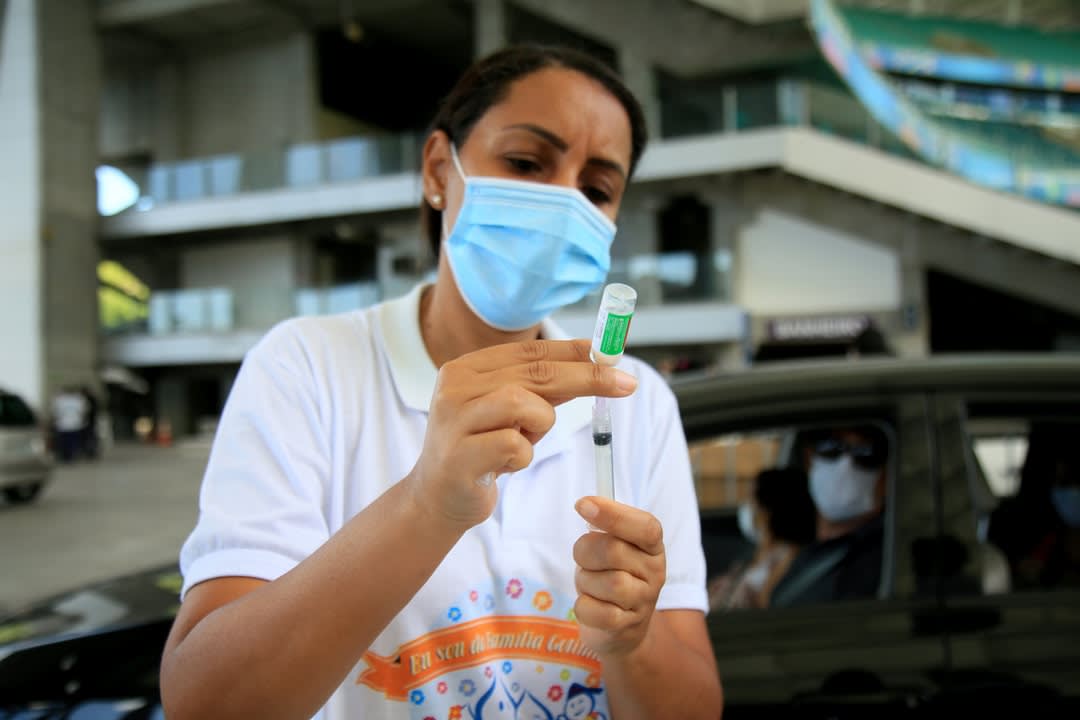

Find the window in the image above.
[
  {"left": 0, "top": 393, "right": 36, "bottom": 427},
  {"left": 693, "top": 420, "right": 893, "bottom": 612}
]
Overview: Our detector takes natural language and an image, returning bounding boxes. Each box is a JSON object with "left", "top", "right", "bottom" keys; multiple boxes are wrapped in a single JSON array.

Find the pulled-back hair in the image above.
[{"left": 421, "top": 45, "right": 648, "bottom": 256}]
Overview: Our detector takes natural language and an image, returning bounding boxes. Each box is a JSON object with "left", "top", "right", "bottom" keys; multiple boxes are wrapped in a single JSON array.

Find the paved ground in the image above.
[{"left": 0, "top": 440, "right": 211, "bottom": 614}]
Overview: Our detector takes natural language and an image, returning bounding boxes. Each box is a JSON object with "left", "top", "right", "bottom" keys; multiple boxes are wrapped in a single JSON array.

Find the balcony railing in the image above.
[
  {"left": 101, "top": 247, "right": 736, "bottom": 338},
  {"left": 123, "top": 134, "right": 422, "bottom": 211}
]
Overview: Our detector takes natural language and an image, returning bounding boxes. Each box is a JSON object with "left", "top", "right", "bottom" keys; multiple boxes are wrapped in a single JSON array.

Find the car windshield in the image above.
[{"left": 0, "top": 394, "right": 35, "bottom": 427}]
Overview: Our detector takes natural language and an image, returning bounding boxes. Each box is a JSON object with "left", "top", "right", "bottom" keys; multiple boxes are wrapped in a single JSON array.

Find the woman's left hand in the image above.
[{"left": 572, "top": 497, "right": 667, "bottom": 657}]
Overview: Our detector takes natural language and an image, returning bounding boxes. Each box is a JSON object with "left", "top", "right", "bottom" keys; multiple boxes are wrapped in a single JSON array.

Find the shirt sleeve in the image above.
[
  {"left": 636, "top": 364, "right": 708, "bottom": 613},
  {"left": 179, "top": 320, "right": 332, "bottom": 599}
]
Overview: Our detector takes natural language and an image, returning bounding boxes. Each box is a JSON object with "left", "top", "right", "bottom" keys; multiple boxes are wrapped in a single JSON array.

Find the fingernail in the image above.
[
  {"left": 614, "top": 371, "right": 638, "bottom": 392},
  {"left": 576, "top": 498, "right": 599, "bottom": 520}
]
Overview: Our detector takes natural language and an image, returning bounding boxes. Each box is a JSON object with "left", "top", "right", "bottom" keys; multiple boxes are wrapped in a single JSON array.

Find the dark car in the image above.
[
  {"left": 1, "top": 355, "right": 1079, "bottom": 718},
  {"left": 678, "top": 354, "right": 1080, "bottom": 718}
]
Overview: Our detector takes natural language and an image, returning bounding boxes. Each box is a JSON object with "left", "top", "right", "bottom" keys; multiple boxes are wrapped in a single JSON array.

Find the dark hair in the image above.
[
  {"left": 421, "top": 44, "right": 649, "bottom": 256},
  {"left": 754, "top": 467, "right": 817, "bottom": 546}
]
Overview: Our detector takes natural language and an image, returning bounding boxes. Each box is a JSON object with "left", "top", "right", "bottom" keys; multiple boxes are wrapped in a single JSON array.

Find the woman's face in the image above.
[{"left": 423, "top": 66, "right": 635, "bottom": 233}]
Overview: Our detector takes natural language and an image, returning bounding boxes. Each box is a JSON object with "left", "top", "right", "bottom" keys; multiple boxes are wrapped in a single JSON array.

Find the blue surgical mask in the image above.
[
  {"left": 1051, "top": 487, "right": 1080, "bottom": 528},
  {"left": 442, "top": 144, "right": 616, "bottom": 331}
]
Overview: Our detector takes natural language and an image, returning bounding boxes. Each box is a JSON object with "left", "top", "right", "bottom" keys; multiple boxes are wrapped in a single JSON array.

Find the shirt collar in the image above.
[{"left": 377, "top": 284, "right": 593, "bottom": 455}]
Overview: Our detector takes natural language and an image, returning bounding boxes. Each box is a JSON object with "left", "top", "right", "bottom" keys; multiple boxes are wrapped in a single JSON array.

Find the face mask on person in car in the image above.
[
  {"left": 809, "top": 455, "right": 879, "bottom": 522},
  {"left": 1051, "top": 487, "right": 1080, "bottom": 528},
  {"left": 737, "top": 502, "right": 759, "bottom": 543}
]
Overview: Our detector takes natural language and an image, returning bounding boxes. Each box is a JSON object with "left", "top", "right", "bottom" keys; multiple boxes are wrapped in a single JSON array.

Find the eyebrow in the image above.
[{"left": 503, "top": 123, "right": 627, "bottom": 180}]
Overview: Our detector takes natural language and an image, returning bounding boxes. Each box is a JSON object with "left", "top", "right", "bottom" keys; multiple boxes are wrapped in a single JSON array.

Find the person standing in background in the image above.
[{"left": 51, "top": 387, "right": 88, "bottom": 463}]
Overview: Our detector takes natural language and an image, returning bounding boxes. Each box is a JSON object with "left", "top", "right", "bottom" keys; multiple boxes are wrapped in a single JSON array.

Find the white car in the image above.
[{"left": 0, "top": 388, "right": 52, "bottom": 504}]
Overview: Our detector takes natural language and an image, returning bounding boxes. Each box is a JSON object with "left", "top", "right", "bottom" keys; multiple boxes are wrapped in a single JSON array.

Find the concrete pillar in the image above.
[
  {"left": 618, "top": 48, "right": 660, "bottom": 140},
  {"left": 0, "top": 0, "right": 43, "bottom": 407},
  {"left": 0, "top": 0, "right": 100, "bottom": 410},
  {"left": 894, "top": 221, "right": 930, "bottom": 357},
  {"left": 475, "top": 0, "right": 507, "bottom": 58}
]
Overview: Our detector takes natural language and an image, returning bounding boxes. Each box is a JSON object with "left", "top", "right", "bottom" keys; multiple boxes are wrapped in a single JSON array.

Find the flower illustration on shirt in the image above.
[
  {"left": 506, "top": 579, "right": 523, "bottom": 599},
  {"left": 447, "top": 606, "right": 463, "bottom": 622},
  {"left": 586, "top": 672, "right": 602, "bottom": 688},
  {"left": 548, "top": 685, "right": 564, "bottom": 702},
  {"left": 560, "top": 669, "right": 571, "bottom": 682},
  {"left": 460, "top": 679, "right": 477, "bottom": 697},
  {"left": 484, "top": 666, "right": 494, "bottom": 679},
  {"left": 449, "top": 706, "right": 463, "bottom": 720},
  {"left": 410, "top": 689, "right": 425, "bottom": 705},
  {"left": 470, "top": 590, "right": 479, "bottom": 602},
  {"left": 502, "top": 661, "right": 513, "bottom": 674},
  {"left": 437, "top": 681, "right": 448, "bottom": 694},
  {"left": 532, "top": 591, "right": 553, "bottom": 612}
]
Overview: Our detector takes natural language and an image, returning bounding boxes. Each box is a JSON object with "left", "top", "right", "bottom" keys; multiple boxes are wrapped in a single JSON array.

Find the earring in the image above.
[{"left": 431, "top": 194, "right": 443, "bottom": 208}]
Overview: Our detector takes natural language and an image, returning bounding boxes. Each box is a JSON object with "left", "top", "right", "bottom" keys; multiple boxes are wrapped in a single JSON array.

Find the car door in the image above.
[
  {"left": 683, "top": 388, "right": 950, "bottom": 718},
  {"left": 929, "top": 391, "right": 1080, "bottom": 716}
]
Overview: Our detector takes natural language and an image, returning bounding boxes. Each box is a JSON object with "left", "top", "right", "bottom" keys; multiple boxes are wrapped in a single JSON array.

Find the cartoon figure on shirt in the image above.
[
  {"left": 468, "top": 677, "right": 554, "bottom": 720},
  {"left": 557, "top": 683, "right": 607, "bottom": 720}
]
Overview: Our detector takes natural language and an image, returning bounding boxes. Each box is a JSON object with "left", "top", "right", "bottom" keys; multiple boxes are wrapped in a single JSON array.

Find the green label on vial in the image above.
[{"left": 600, "top": 313, "right": 632, "bottom": 355}]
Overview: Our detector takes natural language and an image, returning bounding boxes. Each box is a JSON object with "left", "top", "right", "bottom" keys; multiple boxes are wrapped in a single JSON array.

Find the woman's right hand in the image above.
[{"left": 405, "top": 338, "right": 638, "bottom": 530}]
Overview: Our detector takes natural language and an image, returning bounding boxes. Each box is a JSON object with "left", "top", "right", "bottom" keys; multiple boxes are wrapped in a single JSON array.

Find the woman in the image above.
[
  {"left": 708, "top": 467, "right": 817, "bottom": 611},
  {"left": 160, "top": 46, "right": 722, "bottom": 720}
]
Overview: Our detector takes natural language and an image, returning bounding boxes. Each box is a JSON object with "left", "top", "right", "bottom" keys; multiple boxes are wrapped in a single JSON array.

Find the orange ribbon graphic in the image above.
[{"left": 357, "top": 616, "right": 601, "bottom": 701}]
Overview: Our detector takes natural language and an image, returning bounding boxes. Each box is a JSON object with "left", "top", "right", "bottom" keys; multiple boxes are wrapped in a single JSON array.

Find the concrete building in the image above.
[{"left": 2, "top": 0, "right": 1079, "bottom": 438}]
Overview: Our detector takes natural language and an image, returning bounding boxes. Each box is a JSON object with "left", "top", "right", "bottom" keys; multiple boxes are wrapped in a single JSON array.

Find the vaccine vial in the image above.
[{"left": 590, "top": 283, "right": 637, "bottom": 366}]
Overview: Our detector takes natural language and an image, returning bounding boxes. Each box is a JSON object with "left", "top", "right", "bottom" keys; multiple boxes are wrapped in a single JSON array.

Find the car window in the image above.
[
  {"left": 0, "top": 393, "right": 36, "bottom": 427},
  {"left": 969, "top": 418, "right": 1029, "bottom": 498},
  {"left": 965, "top": 409, "right": 1080, "bottom": 594},
  {"left": 693, "top": 420, "right": 894, "bottom": 613}
]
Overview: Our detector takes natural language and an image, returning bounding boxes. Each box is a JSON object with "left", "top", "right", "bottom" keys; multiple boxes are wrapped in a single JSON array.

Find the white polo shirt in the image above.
[{"left": 180, "top": 283, "right": 706, "bottom": 720}]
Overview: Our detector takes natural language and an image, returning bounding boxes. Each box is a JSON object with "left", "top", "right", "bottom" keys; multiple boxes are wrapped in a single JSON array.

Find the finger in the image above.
[
  {"left": 484, "top": 360, "right": 637, "bottom": 405},
  {"left": 574, "top": 567, "right": 646, "bottom": 612},
  {"left": 434, "top": 358, "right": 636, "bottom": 408},
  {"left": 457, "top": 385, "right": 557, "bottom": 440},
  {"left": 573, "top": 532, "right": 654, "bottom": 582},
  {"left": 459, "top": 338, "right": 592, "bottom": 373},
  {"left": 573, "top": 594, "right": 636, "bottom": 634},
  {"left": 575, "top": 497, "right": 665, "bottom": 556},
  {"left": 460, "top": 428, "right": 535, "bottom": 478}
]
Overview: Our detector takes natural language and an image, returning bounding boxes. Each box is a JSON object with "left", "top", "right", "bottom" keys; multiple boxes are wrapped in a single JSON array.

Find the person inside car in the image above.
[
  {"left": 708, "top": 466, "right": 817, "bottom": 611},
  {"left": 769, "top": 425, "right": 889, "bottom": 607},
  {"left": 989, "top": 422, "right": 1080, "bottom": 590}
]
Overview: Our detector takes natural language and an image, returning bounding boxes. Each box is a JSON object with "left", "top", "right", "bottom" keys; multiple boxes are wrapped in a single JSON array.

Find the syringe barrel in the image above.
[{"left": 589, "top": 283, "right": 637, "bottom": 366}]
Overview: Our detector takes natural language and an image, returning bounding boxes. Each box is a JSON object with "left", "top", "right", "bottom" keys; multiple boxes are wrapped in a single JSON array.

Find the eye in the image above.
[
  {"left": 582, "top": 186, "right": 612, "bottom": 205},
  {"left": 505, "top": 156, "right": 542, "bottom": 175}
]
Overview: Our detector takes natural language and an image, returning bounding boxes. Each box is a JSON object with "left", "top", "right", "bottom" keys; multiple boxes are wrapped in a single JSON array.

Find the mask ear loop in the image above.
[
  {"left": 449, "top": 142, "right": 468, "bottom": 181},
  {"left": 441, "top": 143, "right": 470, "bottom": 242}
]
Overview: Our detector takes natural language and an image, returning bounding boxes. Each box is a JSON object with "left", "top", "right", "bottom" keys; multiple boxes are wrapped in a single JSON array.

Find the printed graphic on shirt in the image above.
[{"left": 357, "top": 577, "right": 609, "bottom": 720}]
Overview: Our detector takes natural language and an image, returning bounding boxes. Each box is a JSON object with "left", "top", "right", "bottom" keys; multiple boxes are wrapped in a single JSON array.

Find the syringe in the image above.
[{"left": 589, "top": 283, "right": 638, "bottom": 501}]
